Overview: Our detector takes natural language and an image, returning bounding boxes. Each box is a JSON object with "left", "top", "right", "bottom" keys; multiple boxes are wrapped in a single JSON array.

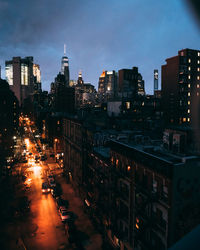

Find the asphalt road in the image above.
[{"left": 15, "top": 137, "right": 69, "bottom": 249}]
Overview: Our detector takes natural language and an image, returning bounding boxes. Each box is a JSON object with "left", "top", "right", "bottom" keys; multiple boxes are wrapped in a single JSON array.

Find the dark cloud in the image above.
[{"left": 0, "top": 0, "right": 200, "bottom": 93}]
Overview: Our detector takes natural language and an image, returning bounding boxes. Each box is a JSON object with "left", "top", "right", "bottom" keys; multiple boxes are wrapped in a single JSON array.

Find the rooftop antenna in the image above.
[{"left": 64, "top": 44, "right": 66, "bottom": 56}]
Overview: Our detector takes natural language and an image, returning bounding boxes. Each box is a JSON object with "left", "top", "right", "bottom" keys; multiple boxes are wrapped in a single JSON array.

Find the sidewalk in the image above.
[{"left": 57, "top": 175, "right": 103, "bottom": 250}]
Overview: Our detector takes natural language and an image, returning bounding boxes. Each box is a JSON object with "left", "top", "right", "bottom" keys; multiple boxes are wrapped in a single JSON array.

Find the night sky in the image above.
[{"left": 0, "top": 0, "right": 200, "bottom": 93}]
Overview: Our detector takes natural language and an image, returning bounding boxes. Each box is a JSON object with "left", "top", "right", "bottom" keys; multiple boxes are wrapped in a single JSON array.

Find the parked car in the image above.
[
  {"left": 49, "top": 178, "right": 56, "bottom": 188},
  {"left": 60, "top": 209, "right": 70, "bottom": 222},
  {"left": 51, "top": 187, "right": 60, "bottom": 198},
  {"left": 18, "top": 196, "right": 31, "bottom": 214},
  {"left": 56, "top": 197, "right": 69, "bottom": 209}
]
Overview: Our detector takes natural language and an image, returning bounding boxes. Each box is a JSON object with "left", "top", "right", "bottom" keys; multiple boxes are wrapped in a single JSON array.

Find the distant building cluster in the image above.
[{"left": 1, "top": 47, "right": 200, "bottom": 249}]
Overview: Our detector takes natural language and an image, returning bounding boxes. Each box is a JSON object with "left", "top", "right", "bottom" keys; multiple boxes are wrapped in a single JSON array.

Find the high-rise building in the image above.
[
  {"left": 118, "top": 67, "right": 145, "bottom": 98},
  {"left": 162, "top": 48, "right": 200, "bottom": 126},
  {"left": 98, "top": 70, "right": 117, "bottom": 99},
  {"left": 61, "top": 44, "right": 70, "bottom": 86},
  {"left": 33, "top": 63, "right": 41, "bottom": 92},
  {"left": 154, "top": 69, "right": 158, "bottom": 92},
  {"left": 5, "top": 56, "right": 34, "bottom": 106},
  {"left": 77, "top": 70, "right": 84, "bottom": 85}
]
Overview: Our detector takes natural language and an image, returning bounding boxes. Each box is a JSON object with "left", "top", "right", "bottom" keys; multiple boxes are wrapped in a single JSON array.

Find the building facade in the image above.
[
  {"left": 108, "top": 140, "right": 200, "bottom": 250},
  {"left": 118, "top": 67, "right": 145, "bottom": 98},
  {"left": 98, "top": 70, "right": 118, "bottom": 100},
  {"left": 162, "top": 48, "right": 200, "bottom": 126},
  {"left": 5, "top": 56, "right": 35, "bottom": 106}
]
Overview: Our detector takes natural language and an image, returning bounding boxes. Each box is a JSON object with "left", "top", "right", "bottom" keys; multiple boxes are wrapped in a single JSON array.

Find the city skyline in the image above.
[{"left": 0, "top": 0, "right": 200, "bottom": 93}]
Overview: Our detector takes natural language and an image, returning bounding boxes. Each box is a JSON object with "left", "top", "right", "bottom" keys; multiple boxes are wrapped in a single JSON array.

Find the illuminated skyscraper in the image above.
[
  {"left": 98, "top": 70, "right": 117, "bottom": 99},
  {"left": 154, "top": 69, "right": 158, "bottom": 92},
  {"left": 33, "top": 63, "right": 41, "bottom": 92},
  {"left": 61, "top": 44, "right": 70, "bottom": 86},
  {"left": 5, "top": 57, "right": 34, "bottom": 106}
]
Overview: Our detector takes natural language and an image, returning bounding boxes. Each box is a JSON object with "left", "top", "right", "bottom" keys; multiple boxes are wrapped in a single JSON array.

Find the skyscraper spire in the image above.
[
  {"left": 61, "top": 44, "right": 69, "bottom": 86},
  {"left": 64, "top": 44, "right": 66, "bottom": 56}
]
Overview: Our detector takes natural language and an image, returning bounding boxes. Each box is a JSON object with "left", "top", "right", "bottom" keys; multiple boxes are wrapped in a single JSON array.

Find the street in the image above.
[{"left": 0, "top": 120, "right": 102, "bottom": 250}]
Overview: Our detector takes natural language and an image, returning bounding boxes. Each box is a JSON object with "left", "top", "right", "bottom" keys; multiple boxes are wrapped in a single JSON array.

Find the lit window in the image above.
[
  {"left": 198, "top": 60, "right": 200, "bottom": 64},
  {"left": 126, "top": 102, "right": 130, "bottom": 109},
  {"left": 127, "top": 166, "right": 131, "bottom": 171},
  {"left": 188, "top": 109, "right": 190, "bottom": 114},
  {"left": 188, "top": 75, "right": 191, "bottom": 79},
  {"left": 198, "top": 68, "right": 200, "bottom": 72},
  {"left": 188, "top": 92, "right": 191, "bottom": 97},
  {"left": 135, "top": 218, "right": 140, "bottom": 229},
  {"left": 188, "top": 58, "right": 191, "bottom": 63},
  {"left": 198, "top": 52, "right": 200, "bottom": 57},
  {"left": 197, "top": 76, "right": 200, "bottom": 80},
  {"left": 116, "top": 159, "right": 119, "bottom": 166},
  {"left": 187, "top": 118, "right": 190, "bottom": 122},
  {"left": 188, "top": 101, "right": 190, "bottom": 105},
  {"left": 197, "top": 84, "right": 200, "bottom": 88},
  {"left": 183, "top": 118, "right": 186, "bottom": 122},
  {"left": 197, "top": 92, "right": 199, "bottom": 96},
  {"left": 57, "top": 121, "right": 60, "bottom": 125},
  {"left": 188, "top": 84, "right": 190, "bottom": 88},
  {"left": 188, "top": 66, "right": 191, "bottom": 71}
]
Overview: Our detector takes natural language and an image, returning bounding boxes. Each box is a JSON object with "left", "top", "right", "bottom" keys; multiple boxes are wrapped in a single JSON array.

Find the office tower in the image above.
[
  {"left": 5, "top": 56, "right": 34, "bottom": 106},
  {"left": 162, "top": 48, "right": 200, "bottom": 126},
  {"left": 61, "top": 44, "right": 70, "bottom": 86},
  {"left": 154, "top": 69, "right": 158, "bottom": 92},
  {"left": 118, "top": 67, "right": 145, "bottom": 97},
  {"left": 98, "top": 70, "right": 117, "bottom": 99},
  {"left": 77, "top": 70, "right": 84, "bottom": 85},
  {"left": 33, "top": 63, "right": 41, "bottom": 92}
]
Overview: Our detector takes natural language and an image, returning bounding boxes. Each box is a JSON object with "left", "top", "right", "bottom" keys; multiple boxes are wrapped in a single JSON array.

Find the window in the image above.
[
  {"left": 198, "top": 52, "right": 200, "bottom": 57},
  {"left": 188, "top": 58, "right": 191, "bottom": 63},
  {"left": 188, "top": 109, "right": 190, "bottom": 114},
  {"left": 188, "top": 92, "right": 191, "bottom": 97},
  {"left": 126, "top": 102, "right": 130, "bottom": 109},
  {"left": 188, "top": 118, "right": 190, "bottom": 122},
  {"left": 188, "top": 100, "right": 190, "bottom": 105},
  {"left": 188, "top": 66, "right": 191, "bottom": 71},
  {"left": 197, "top": 92, "right": 199, "bottom": 96},
  {"left": 197, "top": 84, "right": 200, "bottom": 88},
  {"left": 183, "top": 118, "right": 186, "bottom": 122},
  {"left": 188, "top": 75, "right": 191, "bottom": 79},
  {"left": 198, "top": 60, "right": 200, "bottom": 64},
  {"left": 198, "top": 68, "right": 200, "bottom": 72},
  {"left": 197, "top": 76, "right": 200, "bottom": 80},
  {"left": 188, "top": 84, "right": 190, "bottom": 88},
  {"left": 153, "top": 179, "right": 157, "bottom": 193}
]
